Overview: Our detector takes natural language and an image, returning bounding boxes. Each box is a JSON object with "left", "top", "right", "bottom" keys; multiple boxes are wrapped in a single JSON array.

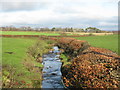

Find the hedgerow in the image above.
[
  {"left": 56, "top": 38, "right": 90, "bottom": 57},
  {"left": 57, "top": 37, "right": 120, "bottom": 88}
]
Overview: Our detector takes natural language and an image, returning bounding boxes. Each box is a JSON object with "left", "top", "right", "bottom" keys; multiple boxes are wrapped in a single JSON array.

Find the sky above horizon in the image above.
[{"left": 0, "top": 0, "right": 119, "bottom": 31}]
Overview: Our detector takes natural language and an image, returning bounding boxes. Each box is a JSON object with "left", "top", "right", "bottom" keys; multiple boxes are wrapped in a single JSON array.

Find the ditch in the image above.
[{"left": 42, "top": 46, "right": 64, "bottom": 89}]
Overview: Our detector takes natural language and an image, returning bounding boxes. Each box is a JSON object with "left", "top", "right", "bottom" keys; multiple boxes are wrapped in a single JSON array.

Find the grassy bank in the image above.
[
  {"left": 2, "top": 37, "right": 50, "bottom": 88},
  {"left": 74, "top": 35, "right": 119, "bottom": 55}
]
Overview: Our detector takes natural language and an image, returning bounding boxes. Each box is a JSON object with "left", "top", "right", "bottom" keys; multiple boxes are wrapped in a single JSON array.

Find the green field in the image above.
[
  {"left": 2, "top": 37, "right": 38, "bottom": 67},
  {"left": 1, "top": 31, "right": 60, "bottom": 36},
  {"left": 74, "top": 35, "right": 119, "bottom": 55},
  {"left": 2, "top": 37, "right": 37, "bottom": 88},
  {"left": 2, "top": 37, "right": 49, "bottom": 88}
]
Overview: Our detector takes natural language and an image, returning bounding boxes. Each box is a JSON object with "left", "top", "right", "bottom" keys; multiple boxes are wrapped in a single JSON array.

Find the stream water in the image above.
[{"left": 42, "top": 46, "right": 64, "bottom": 89}]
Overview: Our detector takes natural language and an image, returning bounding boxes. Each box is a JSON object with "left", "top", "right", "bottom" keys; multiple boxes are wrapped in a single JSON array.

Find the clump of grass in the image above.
[
  {"left": 46, "top": 40, "right": 56, "bottom": 44},
  {"left": 59, "top": 32, "right": 67, "bottom": 37},
  {"left": 88, "top": 33, "right": 94, "bottom": 36},
  {"left": 60, "top": 53, "right": 71, "bottom": 67},
  {"left": 27, "top": 40, "right": 49, "bottom": 59}
]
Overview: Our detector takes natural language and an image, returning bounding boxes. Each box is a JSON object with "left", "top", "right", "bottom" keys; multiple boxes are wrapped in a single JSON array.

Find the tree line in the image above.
[{"left": 0, "top": 26, "right": 111, "bottom": 33}]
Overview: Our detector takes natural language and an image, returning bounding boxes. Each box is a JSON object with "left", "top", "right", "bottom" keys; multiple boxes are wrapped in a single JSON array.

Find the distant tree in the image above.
[
  {"left": 85, "top": 27, "right": 101, "bottom": 33},
  {"left": 70, "top": 27, "right": 73, "bottom": 32},
  {"left": 67, "top": 28, "right": 73, "bottom": 32},
  {"left": 51, "top": 27, "right": 56, "bottom": 31}
]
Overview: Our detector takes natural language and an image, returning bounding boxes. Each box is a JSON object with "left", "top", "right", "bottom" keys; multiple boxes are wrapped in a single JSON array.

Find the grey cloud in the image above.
[
  {"left": 0, "top": 2, "right": 49, "bottom": 12},
  {"left": 31, "top": 15, "right": 117, "bottom": 30},
  {"left": 7, "top": 15, "right": 117, "bottom": 30}
]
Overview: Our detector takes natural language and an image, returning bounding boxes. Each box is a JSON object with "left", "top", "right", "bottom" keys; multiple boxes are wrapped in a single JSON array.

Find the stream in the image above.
[{"left": 42, "top": 46, "right": 65, "bottom": 89}]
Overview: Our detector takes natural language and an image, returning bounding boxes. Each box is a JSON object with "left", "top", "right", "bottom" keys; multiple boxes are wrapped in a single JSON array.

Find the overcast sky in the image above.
[{"left": 0, "top": 0, "right": 119, "bottom": 31}]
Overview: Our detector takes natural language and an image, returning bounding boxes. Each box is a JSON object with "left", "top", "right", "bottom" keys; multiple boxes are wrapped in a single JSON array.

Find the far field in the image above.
[
  {"left": 74, "top": 34, "right": 119, "bottom": 55},
  {"left": 1, "top": 31, "right": 113, "bottom": 36},
  {"left": 1, "top": 31, "right": 61, "bottom": 36}
]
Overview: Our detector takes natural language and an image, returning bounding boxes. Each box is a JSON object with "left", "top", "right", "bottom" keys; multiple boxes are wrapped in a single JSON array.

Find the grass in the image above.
[
  {"left": 60, "top": 54, "right": 69, "bottom": 66},
  {"left": 2, "top": 37, "right": 37, "bottom": 64},
  {"left": 2, "top": 37, "right": 49, "bottom": 88},
  {"left": 74, "top": 34, "right": 119, "bottom": 55},
  {"left": 2, "top": 37, "right": 37, "bottom": 66},
  {"left": 1, "top": 31, "right": 77, "bottom": 36},
  {"left": 1, "top": 31, "right": 60, "bottom": 36},
  {"left": 2, "top": 37, "right": 36, "bottom": 87}
]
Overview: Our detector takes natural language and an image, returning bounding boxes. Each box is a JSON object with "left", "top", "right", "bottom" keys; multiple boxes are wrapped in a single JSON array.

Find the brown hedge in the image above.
[
  {"left": 62, "top": 48, "right": 120, "bottom": 88},
  {"left": 58, "top": 38, "right": 120, "bottom": 88},
  {"left": 57, "top": 38, "right": 90, "bottom": 57}
]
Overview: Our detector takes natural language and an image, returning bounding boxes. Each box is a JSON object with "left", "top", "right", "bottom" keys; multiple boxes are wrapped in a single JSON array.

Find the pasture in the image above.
[
  {"left": 1, "top": 31, "right": 60, "bottom": 36},
  {"left": 1, "top": 31, "right": 113, "bottom": 36},
  {"left": 74, "top": 34, "right": 119, "bottom": 54}
]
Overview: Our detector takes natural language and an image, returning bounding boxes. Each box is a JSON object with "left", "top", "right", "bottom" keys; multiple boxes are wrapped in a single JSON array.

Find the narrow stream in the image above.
[{"left": 42, "top": 46, "right": 64, "bottom": 89}]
